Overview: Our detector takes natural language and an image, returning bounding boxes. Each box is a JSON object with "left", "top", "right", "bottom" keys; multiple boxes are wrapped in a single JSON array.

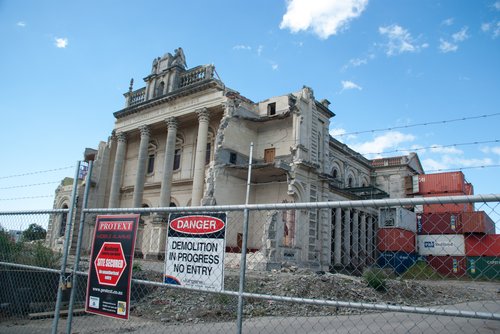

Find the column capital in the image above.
[
  {"left": 165, "top": 117, "right": 178, "bottom": 130},
  {"left": 116, "top": 132, "right": 127, "bottom": 143},
  {"left": 196, "top": 108, "right": 210, "bottom": 123},
  {"left": 139, "top": 125, "right": 151, "bottom": 137}
]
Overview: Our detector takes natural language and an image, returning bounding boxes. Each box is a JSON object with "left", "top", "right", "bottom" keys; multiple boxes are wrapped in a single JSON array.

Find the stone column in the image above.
[
  {"left": 159, "top": 117, "right": 178, "bottom": 207},
  {"left": 191, "top": 108, "right": 210, "bottom": 206},
  {"left": 342, "top": 209, "right": 351, "bottom": 266},
  {"left": 133, "top": 125, "right": 151, "bottom": 208},
  {"left": 367, "top": 215, "right": 374, "bottom": 265},
  {"left": 108, "top": 132, "right": 127, "bottom": 208},
  {"left": 352, "top": 210, "right": 359, "bottom": 269},
  {"left": 334, "top": 208, "right": 342, "bottom": 266},
  {"left": 360, "top": 213, "right": 367, "bottom": 267}
]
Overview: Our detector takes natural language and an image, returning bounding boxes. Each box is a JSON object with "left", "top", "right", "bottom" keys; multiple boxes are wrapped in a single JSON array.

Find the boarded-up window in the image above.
[{"left": 264, "top": 148, "right": 275, "bottom": 163}]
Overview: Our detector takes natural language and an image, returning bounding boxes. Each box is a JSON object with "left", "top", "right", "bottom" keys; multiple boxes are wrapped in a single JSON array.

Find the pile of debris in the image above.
[{"left": 131, "top": 266, "right": 498, "bottom": 323}]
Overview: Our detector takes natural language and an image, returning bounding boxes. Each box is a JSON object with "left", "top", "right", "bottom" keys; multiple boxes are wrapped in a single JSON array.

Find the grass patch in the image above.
[
  {"left": 401, "top": 261, "right": 443, "bottom": 280},
  {"left": 363, "top": 267, "right": 389, "bottom": 292}
]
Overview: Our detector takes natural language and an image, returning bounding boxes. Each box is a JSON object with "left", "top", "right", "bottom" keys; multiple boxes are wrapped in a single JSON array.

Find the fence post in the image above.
[
  {"left": 51, "top": 161, "right": 81, "bottom": 334},
  {"left": 66, "top": 160, "right": 93, "bottom": 333},
  {"left": 236, "top": 143, "right": 253, "bottom": 334}
]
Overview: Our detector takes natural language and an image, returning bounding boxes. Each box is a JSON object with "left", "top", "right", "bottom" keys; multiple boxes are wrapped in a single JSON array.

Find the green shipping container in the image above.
[{"left": 467, "top": 257, "right": 500, "bottom": 280}]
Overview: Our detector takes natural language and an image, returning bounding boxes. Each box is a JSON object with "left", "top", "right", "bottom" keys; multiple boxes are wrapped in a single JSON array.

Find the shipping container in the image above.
[
  {"left": 467, "top": 257, "right": 500, "bottom": 280},
  {"left": 377, "top": 228, "right": 416, "bottom": 253},
  {"left": 417, "top": 211, "right": 494, "bottom": 234},
  {"left": 417, "top": 172, "right": 465, "bottom": 194},
  {"left": 461, "top": 211, "right": 495, "bottom": 234},
  {"left": 465, "top": 234, "right": 500, "bottom": 257},
  {"left": 422, "top": 193, "right": 474, "bottom": 213},
  {"left": 417, "top": 213, "right": 461, "bottom": 234},
  {"left": 464, "top": 182, "right": 474, "bottom": 195},
  {"left": 377, "top": 251, "right": 419, "bottom": 274},
  {"left": 378, "top": 207, "right": 417, "bottom": 232},
  {"left": 417, "top": 234, "right": 465, "bottom": 256},
  {"left": 427, "top": 255, "right": 467, "bottom": 278}
]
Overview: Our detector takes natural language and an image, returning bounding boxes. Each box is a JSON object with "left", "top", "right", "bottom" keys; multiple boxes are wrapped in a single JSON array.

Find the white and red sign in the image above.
[
  {"left": 94, "top": 242, "right": 127, "bottom": 286},
  {"left": 164, "top": 213, "right": 226, "bottom": 291},
  {"left": 85, "top": 215, "right": 139, "bottom": 320}
]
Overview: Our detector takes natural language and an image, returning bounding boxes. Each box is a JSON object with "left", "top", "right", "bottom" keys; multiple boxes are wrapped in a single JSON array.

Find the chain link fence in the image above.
[{"left": 1, "top": 196, "right": 499, "bottom": 333}]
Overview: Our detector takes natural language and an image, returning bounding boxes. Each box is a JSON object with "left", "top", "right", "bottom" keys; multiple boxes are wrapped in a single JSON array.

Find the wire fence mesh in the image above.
[{"left": 0, "top": 197, "right": 499, "bottom": 333}]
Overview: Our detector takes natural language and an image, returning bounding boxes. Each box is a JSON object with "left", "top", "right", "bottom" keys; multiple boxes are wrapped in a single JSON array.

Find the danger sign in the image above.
[
  {"left": 86, "top": 215, "right": 139, "bottom": 320},
  {"left": 94, "top": 242, "right": 127, "bottom": 286},
  {"left": 164, "top": 213, "right": 226, "bottom": 291}
]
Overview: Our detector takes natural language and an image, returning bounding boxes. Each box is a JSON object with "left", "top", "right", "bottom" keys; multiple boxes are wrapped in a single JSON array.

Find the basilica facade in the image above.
[{"left": 46, "top": 49, "right": 424, "bottom": 271}]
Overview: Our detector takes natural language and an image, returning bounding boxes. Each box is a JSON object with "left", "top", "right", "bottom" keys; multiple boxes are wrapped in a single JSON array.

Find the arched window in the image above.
[
  {"left": 332, "top": 169, "right": 338, "bottom": 179},
  {"left": 155, "top": 81, "right": 165, "bottom": 97},
  {"left": 147, "top": 141, "right": 158, "bottom": 175},
  {"left": 348, "top": 176, "right": 353, "bottom": 188},
  {"left": 59, "top": 204, "right": 69, "bottom": 237},
  {"left": 205, "top": 129, "right": 215, "bottom": 165},
  {"left": 173, "top": 134, "right": 184, "bottom": 171},
  {"left": 361, "top": 176, "right": 370, "bottom": 187}
]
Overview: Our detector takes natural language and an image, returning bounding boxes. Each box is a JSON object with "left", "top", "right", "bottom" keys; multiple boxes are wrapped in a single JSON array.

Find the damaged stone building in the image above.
[{"left": 46, "top": 48, "right": 424, "bottom": 271}]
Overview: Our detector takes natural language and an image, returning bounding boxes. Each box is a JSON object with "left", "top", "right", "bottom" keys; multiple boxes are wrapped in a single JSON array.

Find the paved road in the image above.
[{"left": 1, "top": 300, "right": 499, "bottom": 334}]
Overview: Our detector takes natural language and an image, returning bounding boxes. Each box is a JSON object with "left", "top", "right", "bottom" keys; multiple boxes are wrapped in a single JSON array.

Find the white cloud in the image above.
[
  {"left": 439, "top": 38, "right": 458, "bottom": 53},
  {"left": 54, "top": 37, "right": 68, "bottom": 48},
  {"left": 481, "top": 146, "right": 500, "bottom": 155},
  {"left": 330, "top": 128, "right": 347, "bottom": 137},
  {"left": 341, "top": 80, "right": 362, "bottom": 92},
  {"left": 422, "top": 158, "right": 449, "bottom": 171},
  {"left": 442, "top": 18, "right": 454, "bottom": 26},
  {"left": 439, "top": 26, "right": 469, "bottom": 53},
  {"left": 494, "top": 1, "right": 500, "bottom": 11},
  {"left": 280, "top": 0, "right": 369, "bottom": 39},
  {"left": 494, "top": 22, "right": 500, "bottom": 38},
  {"left": 233, "top": 45, "right": 251, "bottom": 51},
  {"left": 271, "top": 63, "right": 279, "bottom": 71},
  {"left": 378, "top": 24, "right": 424, "bottom": 56},
  {"left": 481, "top": 21, "right": 500, "bottom": 38},
  {"left": 257, "top": 45, "right": 264, "bottom": 56},
  {"left": 342, "top": 54, "right": 375, "bottom": 71},
  {"left": 329, "top": 127, "right": 357, "bottom": 141},
  {"left": 17, "top": 21, "right": 26, "bottom": 27},
  {"left": 442, "top": 156, "right": 493, "bottom": 168},
  {"left": 349, "top": 57, "right": 368, "bottom": 67},
  {"left": 452, "top": 26, "right": 469, "bottom": 42},
  {"left": 349, "top": 131, "right": 415, "bottom": 156},
  {"left": 422, "top": 148, "right": 494, "bottom": 171},
  {"left": 429, "top": 145, "right": 463, "bottom": 154}
]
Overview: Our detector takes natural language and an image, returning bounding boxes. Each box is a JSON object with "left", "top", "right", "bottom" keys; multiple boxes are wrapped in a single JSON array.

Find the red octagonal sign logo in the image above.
[{"left": 94, "top": 242, "right": 127, "bottom": 286}]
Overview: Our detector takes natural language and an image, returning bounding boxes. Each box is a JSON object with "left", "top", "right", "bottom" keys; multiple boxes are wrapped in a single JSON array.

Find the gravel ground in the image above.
[{"left": 130, "top": 266, "right": 500, "bottom": 324}]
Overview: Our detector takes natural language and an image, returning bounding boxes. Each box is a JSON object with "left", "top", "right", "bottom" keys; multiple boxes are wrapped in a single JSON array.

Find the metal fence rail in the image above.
[{"left": 1, "top": 195, "right": 499, "bottom": 333}]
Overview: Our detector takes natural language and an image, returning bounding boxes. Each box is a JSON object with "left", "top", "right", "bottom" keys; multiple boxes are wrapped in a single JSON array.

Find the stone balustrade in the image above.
[
  {"left": 179, "top": 65, "right": 214, "bottom": 89},
  {"left": 128, "top": 87, "right": 146, "bottom": 106},
  {"left": 126, "top": 65, "right": 215, "bottom": 107}
]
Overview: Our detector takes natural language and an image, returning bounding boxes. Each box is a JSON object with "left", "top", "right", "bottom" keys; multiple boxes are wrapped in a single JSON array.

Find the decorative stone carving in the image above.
[
  {"left": 165, "top": 117, "right": 178, "bottom": 131},
  {"left": 116, "top": 132, "right": 127, "bottom": 143},
  {"left": 196, "top": 108, "right": 210, "bottom": 123},
  {"left": 139, "top": 125, "right": 151, "bottom": 137},
  {"left": 172, "top": 47, "right": 186, "bottom": 68}
]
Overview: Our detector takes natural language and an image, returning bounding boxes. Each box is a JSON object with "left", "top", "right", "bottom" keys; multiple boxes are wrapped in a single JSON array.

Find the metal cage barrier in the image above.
[{"left": 1, "top": 194, "right": 499, "bottom": 333}]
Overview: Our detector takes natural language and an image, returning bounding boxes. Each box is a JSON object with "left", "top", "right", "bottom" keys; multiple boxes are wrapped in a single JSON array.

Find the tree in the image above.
[{"left": 22, "top": 223, "right": 47, "bottom": 241}]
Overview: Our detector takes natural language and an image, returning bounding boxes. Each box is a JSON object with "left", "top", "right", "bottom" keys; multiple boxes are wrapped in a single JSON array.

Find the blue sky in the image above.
[{"left": 0, "top": 0, "right": 499, "bottom": 213}]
